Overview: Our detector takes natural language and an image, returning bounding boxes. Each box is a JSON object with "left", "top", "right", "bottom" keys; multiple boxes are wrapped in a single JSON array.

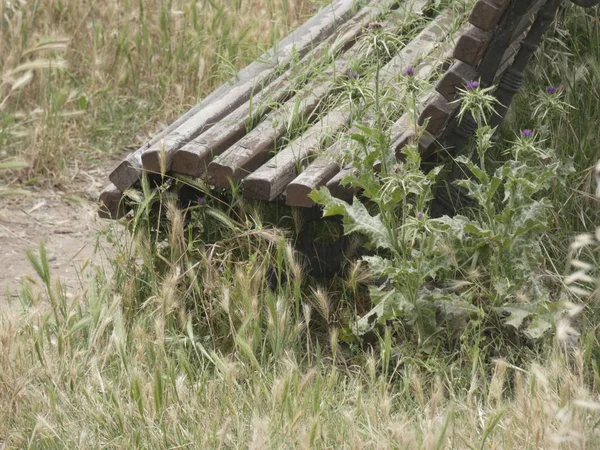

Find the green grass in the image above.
[{"left": 2, "top": 1, "right": 600, "bottom": 449}]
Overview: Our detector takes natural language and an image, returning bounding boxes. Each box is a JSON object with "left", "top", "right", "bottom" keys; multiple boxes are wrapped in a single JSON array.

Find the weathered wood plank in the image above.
[
  {"left": 206, "top": 78, "right": 338, "bottom": 188},
  {"left": 324, "top": 165, "right": 360, "bottom": 202},
  {"left": 469, "top": 0, "right": 509, "bottom": 32},
  {"left": 418, "top": 91, "right": 460, "bottom": 136},
  {"left": 243, "top": 111, "right": 350, "bottom": 201},
  {"left": 271, "top": 2, "right": 460, "bottom": 206},
  {"left": 109, "top": 0, "right": 370, "bottom": 190},
  {"left": 290, "top": 10, "right": 464, "bottom": 207},
  {"left": 286, "top": 158, "right": 342, "bottom": 207},
  {"left": 435, "top": 61, "right": 478, "bottom": 102},
  {"left": 207, "top": 1, "right": 430, "bottom": 189},
  {"left": 390, "top": 113, "right": 437, "bottom": 157},
  {"left": 170, "top": 0, "right": 399, "bottom": 178},
  {"left": 453, "top": 25, "right": 492, "bottom": 66},
  {"left": 98, "top": 184, "right": 128, "bottom": 220}
]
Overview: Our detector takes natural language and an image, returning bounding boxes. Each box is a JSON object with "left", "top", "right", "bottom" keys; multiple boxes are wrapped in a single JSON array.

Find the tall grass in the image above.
[
  {"left": 0, "top": 0, "right": 320, "bottom": 181},
  {"left": 1, "top": 232, "right": 599, "bottom": 448}
]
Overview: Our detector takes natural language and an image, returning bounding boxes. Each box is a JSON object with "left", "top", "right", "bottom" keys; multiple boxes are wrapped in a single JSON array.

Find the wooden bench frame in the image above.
[{"left": 99, "top": 0, "right": 598, "bottom": 220}]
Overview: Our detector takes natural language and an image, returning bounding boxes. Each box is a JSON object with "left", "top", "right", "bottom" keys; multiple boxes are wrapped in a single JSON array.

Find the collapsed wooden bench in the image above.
[{"left": 99, "top": 0, "right": 599, "bottom": 220}]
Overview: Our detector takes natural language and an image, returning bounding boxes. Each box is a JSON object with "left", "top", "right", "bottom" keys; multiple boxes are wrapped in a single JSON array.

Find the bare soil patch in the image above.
[{"left": 1, "top": 167, "right": 117, "bottom": 308}]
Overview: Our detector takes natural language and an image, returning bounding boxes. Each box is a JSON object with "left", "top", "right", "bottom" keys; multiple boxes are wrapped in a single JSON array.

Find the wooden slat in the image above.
[
  {"left": 371, "top": 113, "right": 437, "bottom": 172},
  {"left": 325, "top": 166, "right": 360, "bottom": 202},
  {"left": 253, "top": 1, "right": 458, "bottom": 205},
  {"left": 418, "top": 91, "right": 460, "bottom": 136},
  {"left": 98, "top": 184, "right": 128, "bottom": 220},
  {"left": 207, "top": 1, "right": 430, "bottom": 189},
  {"left": 285, "top": 158, "right": 342, "bottom": 207},
  {"left": 169, "top": 0, "right": 399, "bottom": 178},
  {"left": 109, "top": 0, "right": 370, "bottom": 190},
  {"left": 288, "top": 10, "right": 464, "bottom": 207},
  {"left": 390, "top": 114, "right": 437, "bottom": 157},
  {"left": 243, "top": 111, "right": 350, "bottom": 201},
  {"left": 469, "top": 0, "right": 509, "bottom": 32},
  {"left": 453, "top": 25, "right": 492, "bottom": 66},
  {"left": 206, "top": 74, "right": 339, "bottom": 188},
  {"left": 435, "top": 61, "right": 478, "bottom": 102}
]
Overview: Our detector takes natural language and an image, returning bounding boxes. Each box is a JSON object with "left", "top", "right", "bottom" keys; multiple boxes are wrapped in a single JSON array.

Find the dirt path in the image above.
[{"left": 1, "top": 167, "right": 116, "bottom": 308}]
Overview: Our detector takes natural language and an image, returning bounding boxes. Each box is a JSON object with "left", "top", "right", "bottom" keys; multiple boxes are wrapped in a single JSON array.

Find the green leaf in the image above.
[
  {"left": 309, "top": 187, "right": 348, "bottom": 218},
  {"left": 463, "top": 223, "right": 494, "bottom": 238},
  {"left": 455, "top": 155, "right": 488, "bottom": 184},
  {"left": 342, "top": 200, "right": 393, "bottom": 250},
  {"left": 0, "top": 160, "right": 29, "bottom": 171},
  {"left": 524, "top": 318, "right": 552, "bottom": 340},
  {"left": 362, "top": 255, "right": 394, "bottom": 277},
  {"left": 349, "top": 133, "right": 367, "bottom": 149},
  {"left": 495, "top": 305, "right": 532, "bottom": 329},
  {"left": 512, "top": 200, "right": 550, "bottom": 236},
  {"left": 354, "top": 288, "right": 413, "bottom": 336},
  {"left": 488, "top": 175, "right": 503, "bottom": 199},
  {"left": 434, "top": 297, "right": 479, "bottom": 320},
  {"left": 413, "top": 298, "right": 438, "bottom": 339},
  {"left": 353, "top": 123, "right": 383, "bottom": 141},
  {"left": 310, "top": 188, "right": 393, "bottom": 250}
]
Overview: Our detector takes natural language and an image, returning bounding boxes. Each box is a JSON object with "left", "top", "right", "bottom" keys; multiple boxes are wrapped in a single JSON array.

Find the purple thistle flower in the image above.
[
  {"left": 403, "top": 66, "right": 415, "bottom": 77},
  {"left": 417, "top": 211, "right": 424, "bottom": 219},
  {"left": 346, "top": 70, "right": 359, "bottom": 80},
  {"left": 521, "top": 129, "right": 534, "bottom": 138},
  {"left": 546, "top": 85, "right": 557, "bottom": 94},
  {"left": 197, "top": 196, "right": 206, "bottom": 205},
  {"left": 465, "top": 80, "right": 480, "bottom": 91},
  {"left": 218, "top": 265, "right": 224, "bottom": 273}
]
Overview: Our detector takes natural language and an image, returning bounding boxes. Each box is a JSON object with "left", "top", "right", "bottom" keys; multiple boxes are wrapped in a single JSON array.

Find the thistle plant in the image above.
[
  {"left": 311, "top": 132, "right": 449, "bottom": 344},
  {"left": 532, "top": 85, "right": 573, "bottom": 124},
  {"left": 310, "top": 67, "right": 580, "bottom": 349},
  {"left": 454, "top": 80, "right": 500, "bottom": 126},
  {"left": 437, "top": 80, "right": 577, "bottom": 342}
]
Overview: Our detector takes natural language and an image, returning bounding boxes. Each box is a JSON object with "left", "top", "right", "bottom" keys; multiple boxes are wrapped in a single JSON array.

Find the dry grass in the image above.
[
  {"left": 0, "top": 0, "right": 317, "bottom": 182},
  {"left": 1, "top": 242, "right": 599, "bottom": 448}
]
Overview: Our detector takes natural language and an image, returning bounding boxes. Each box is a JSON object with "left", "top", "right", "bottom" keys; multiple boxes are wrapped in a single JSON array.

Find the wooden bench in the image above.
[{"left": 99, "top": 0, "right": 599, "bottom": 220}]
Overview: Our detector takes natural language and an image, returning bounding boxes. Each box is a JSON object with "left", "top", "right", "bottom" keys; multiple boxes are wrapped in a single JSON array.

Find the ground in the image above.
[{"left": 0, "top": 166, "right": 116, "bottom": 309}]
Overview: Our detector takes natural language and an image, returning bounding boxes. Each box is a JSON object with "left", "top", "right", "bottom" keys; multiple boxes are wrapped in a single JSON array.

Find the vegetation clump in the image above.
[{"left": 1, "top": 1, "right": 600, "bottom": 448}]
